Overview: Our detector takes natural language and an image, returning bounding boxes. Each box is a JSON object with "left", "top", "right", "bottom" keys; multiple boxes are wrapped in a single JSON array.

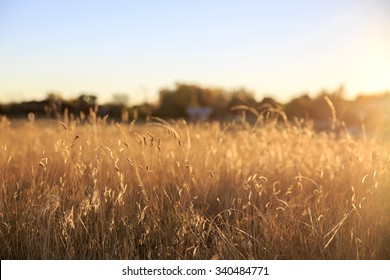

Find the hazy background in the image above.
[{"left": 0, "top": 0, "right": 389, "bottom": 104}]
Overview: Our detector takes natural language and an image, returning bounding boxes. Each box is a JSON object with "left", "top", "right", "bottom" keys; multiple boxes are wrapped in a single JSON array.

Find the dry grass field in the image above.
[{"left": 0, "top": 113, "right": 389, "bottom": 259}]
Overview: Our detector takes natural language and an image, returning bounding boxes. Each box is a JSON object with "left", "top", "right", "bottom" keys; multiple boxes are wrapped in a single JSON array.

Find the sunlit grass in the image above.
[{"left": 0, "top": 114, "right": 389, "bottom": 259}]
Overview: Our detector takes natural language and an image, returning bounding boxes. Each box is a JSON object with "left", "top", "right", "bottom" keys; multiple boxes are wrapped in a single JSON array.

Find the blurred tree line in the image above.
[{"left": 0, "top": 83, "right": 388, "bottom": 132}]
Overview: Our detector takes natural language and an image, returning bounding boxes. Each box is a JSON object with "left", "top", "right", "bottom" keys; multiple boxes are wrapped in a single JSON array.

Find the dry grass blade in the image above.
[
  {"left": 230, "top": 105, "right": 259, "bottom": 118},
  {"left": 323, "top": 95, "right": 337, "bottom": 130},
  {"left": 0, "top": 117, "right": 388, "bottom": 260},
  {"left": 323, "top": 211, "right": 353, "bottom": 249}
]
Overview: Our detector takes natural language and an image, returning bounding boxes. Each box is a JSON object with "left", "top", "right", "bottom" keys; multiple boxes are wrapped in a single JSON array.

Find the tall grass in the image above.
[{"left": 0, "top": 114, "right": 389, "bottom": 259}]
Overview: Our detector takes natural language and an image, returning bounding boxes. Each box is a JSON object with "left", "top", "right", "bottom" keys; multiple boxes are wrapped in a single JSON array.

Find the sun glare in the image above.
[{"left": 358, "top": 52, "right": 389, "bottom": 92}]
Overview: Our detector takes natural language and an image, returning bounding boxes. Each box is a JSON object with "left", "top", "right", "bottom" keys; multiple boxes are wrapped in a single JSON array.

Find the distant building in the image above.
[{"left": 186, "top": 107, "right": 213, "bottom": 120}]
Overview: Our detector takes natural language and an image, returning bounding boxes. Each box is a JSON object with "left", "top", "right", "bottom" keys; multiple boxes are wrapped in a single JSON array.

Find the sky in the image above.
[{"left": 0, "top": 0, "right": 389, "bottom": 104}]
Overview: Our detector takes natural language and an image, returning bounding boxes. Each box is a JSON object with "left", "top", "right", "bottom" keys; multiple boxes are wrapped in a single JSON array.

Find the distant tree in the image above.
[
  {"left": 156, "top": 84, "right": 199, "bottom": 118},
  {"left": 228, "top": 88, "right": 257, "bottom": 108},
  {"left": 46, "top": 92, "right": 63, "bottom": 102},
  {"left": 133, "top": 102, "right": 155, "bottom": 119},
  {"left": 284, "top": 94, "right": 312, "bottom": 120},
  {"left": 309, "top": 89, "right": 345, "bottom": 121},
  {"left": 71, "top": 94, "right": 98, "bottom": 115},
  {"left": 155, "top": 83, "right": 232, "bottom": 119},
  {"left": 44, "top": 92, "right": 64, "bottom": 117},
  {"left": 103, "top": 93, "right": 130, "bottom": 120},
  {"left": 112, "top": 93, "right": 129, "bottom": 107},
  {"left": 258, "top": 97, "right": 282, "bottom": 109},
  {"left": 255, "top": 97, "right": 284, "bottom": 121},
  {"left": 78, "top": 94, "right": 97, "bottom": 107}
]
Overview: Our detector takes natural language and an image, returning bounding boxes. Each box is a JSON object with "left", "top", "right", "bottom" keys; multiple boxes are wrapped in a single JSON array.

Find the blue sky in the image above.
[{"left": 0, "top": 0, "right": 389, "bottom": 104}]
